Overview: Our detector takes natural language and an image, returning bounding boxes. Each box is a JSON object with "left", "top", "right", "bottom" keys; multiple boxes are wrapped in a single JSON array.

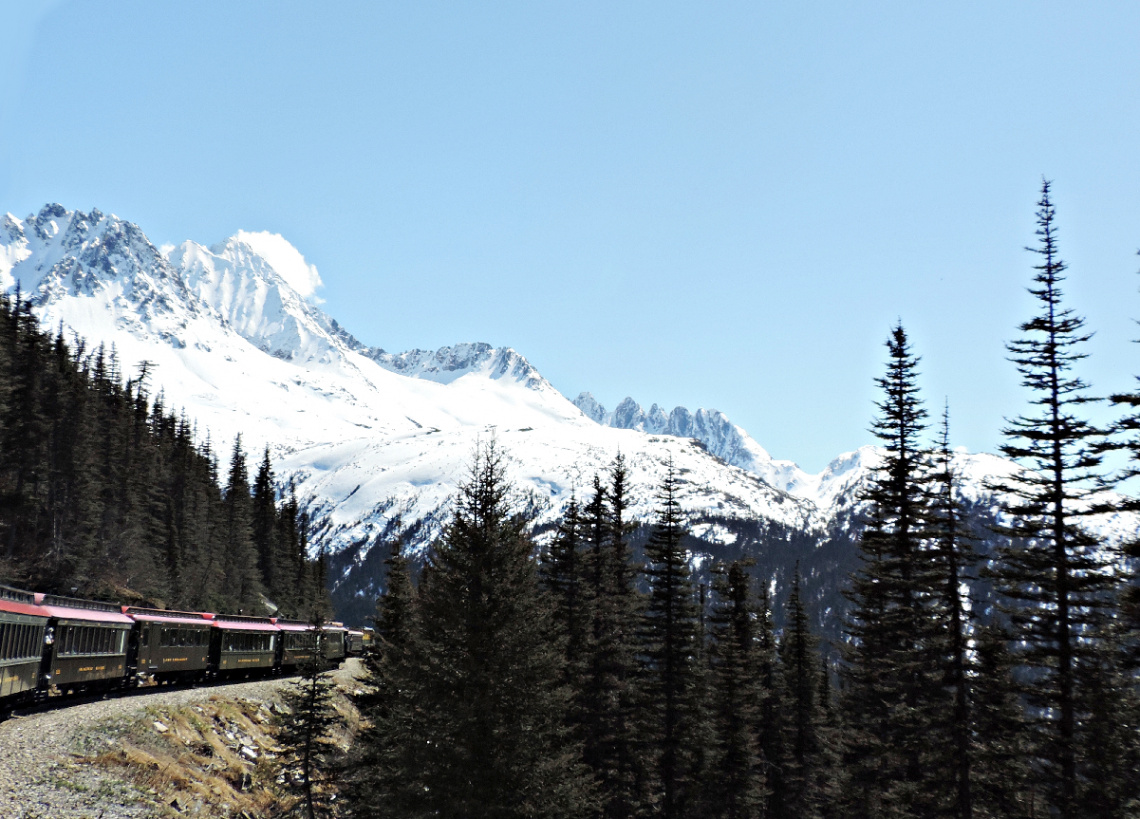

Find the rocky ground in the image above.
[{"left": 0, "top": 660, "right": 365, "bottom": 819}]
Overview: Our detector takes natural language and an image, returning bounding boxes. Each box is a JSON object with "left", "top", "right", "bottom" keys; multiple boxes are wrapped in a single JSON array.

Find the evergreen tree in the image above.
[
  {"left": 220, "top": 436, "right": 262, "bottom": 612},
  {"left": 841, "top": 323, "right": 950, "bottom": 818},
  {"left": 707, "top": 560, "right": 768, "bottom": 819},
  {"left": 541, "top": 492, "right": 591, "bottom": 690},
  {"left": 251, "top": 447, "right": 281, "bottom": 605},
  {"left": 364, "top": 441, "right": 594, "bottom": 819},
  {"left": 929, "top": 407, "right": 977, "bottom": 819},
  {"left": 582, "top": 462, "right": 648, "bottom": 819},
  {"left": 275, "top": 618, "right": 341, "bottom": 819},
  {"left": 780, "top": 568, "right": 830, "bottom": 819},
  {"left": 986, "top": 180, "right": 1118, "bottom": 817},
  {"left": 754, "top": 582, "right": 789, "bottom": 819},
  {"left": 641, "top": 460, "right": 705, "bottom": 819},
  {"left": 1108, "top": 262, "right": 1140, "bottom": 664},
  {"left": 970, "top": 624, "right": 1032, "bottom": 819},
  {"left": 540, "top": 490, "right": 592, "bottom": 739},
  {"left": 344, "top": 533, "right": 416, "bottom": 817}
]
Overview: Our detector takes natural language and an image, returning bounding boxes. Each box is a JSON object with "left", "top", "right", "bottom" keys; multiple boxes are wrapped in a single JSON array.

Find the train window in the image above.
[
  {"left": 141, "top": 628, "right": 149, "bottom": 648},
  {"left": 1, "top": 623, "right": 10, "bottom": 658}
]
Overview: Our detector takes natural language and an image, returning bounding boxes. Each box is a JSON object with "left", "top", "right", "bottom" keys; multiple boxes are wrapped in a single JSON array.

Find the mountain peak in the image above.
[{"left": 216, "top": 230, "right": 324, "bottom": 301}]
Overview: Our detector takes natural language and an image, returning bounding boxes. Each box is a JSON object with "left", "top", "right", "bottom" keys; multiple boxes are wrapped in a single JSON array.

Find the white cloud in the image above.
[{"left": 232, "top": 229, "right": 323, "bottom": 299}]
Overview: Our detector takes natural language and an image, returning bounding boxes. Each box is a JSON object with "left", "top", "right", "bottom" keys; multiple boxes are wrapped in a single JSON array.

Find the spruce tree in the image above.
[
  {"left": 345, "top": 534, "right": 417, "bottom": 817},
  {"left": 970, "top": 624, "right": 1032, "bottom": 819},
  {"left": 754, "top": 582, "right": 789, "bottom": 819},
  {"left": 251, "top": 447, "right": 281, "bottom": 604},
  {"left": 780, "top": 568, "right": 829, "bottom": 819},
  {"left": 220, "top": 436, "right": 262, "bottom": 612},
  {"left": 841, "top": 323, "right": 950, "bottom": 817},
  {"left": 581, "top": 462, "right": 648, "bottom": 819},
  {"left": 707, "top": 560, "right": 768, "bottom": 819},
  {"left": 364, "top": 441, "right": 594, "bottom": 819},
  {"left": 275, "top": 618, "right": 341, "bottom": 819},
  {"left": 1108, "top": 265, "right": 1140, "bottom": 664},
  {"left": 986, "top": 180, "right": 1118, "bottom": 817},
  {"left": 929, "top": 407, "right": 977, "bottom": 819},
  {"left": 541, "top": 492, "right": 590, "bottom": 691},
  {"left": 641, "top": 460, "right": 705, "bottom": 819}
]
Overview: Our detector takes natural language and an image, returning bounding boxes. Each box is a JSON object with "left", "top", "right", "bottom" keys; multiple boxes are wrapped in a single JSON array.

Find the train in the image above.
[{"left": 0, "top": 583, "right": 365, "bottom": 713}]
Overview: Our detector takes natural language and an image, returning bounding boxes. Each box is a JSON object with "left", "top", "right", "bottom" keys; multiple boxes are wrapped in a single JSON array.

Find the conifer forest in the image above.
[
  {"left": 0, "top": 293, "right": 329, "bottom": 617},
  {"left": 6, "top": 182, "right": 1140, "bottom": 819}
]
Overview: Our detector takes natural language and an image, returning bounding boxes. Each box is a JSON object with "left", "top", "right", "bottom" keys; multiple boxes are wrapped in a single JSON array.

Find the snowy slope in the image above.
[
  {"left": 4, "top": 203, "right": 1134, "bottom": 629},
  {"left": 573, "top": 393, "right": 811, "bottom": 493},
  {"left": 0, "top": 205, "right": 822, "bottom": 565}
]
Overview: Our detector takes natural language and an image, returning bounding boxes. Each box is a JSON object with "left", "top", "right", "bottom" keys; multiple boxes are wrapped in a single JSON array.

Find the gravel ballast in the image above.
[{"left": 0, "top": 675, "right": 306, "bottom": 819}]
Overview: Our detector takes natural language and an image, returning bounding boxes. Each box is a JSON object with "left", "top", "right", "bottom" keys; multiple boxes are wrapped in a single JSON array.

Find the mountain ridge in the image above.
[{"left": 3, "top": 203, "right": 1133, "bottom": 629}]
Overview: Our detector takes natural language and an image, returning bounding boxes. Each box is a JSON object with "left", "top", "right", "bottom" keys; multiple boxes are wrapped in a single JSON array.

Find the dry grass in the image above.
[{"left": 84, "top": 661, "right": 366, "bottom": 819}]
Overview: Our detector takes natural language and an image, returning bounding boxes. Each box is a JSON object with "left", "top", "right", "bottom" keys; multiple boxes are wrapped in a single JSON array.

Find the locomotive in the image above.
[{"left": 0, "top": 583, "right": 353, "bottom": 713}]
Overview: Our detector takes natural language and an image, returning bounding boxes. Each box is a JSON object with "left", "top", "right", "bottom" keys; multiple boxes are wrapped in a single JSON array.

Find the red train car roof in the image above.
[
  {"left": 273, "top": 619, "right": 315, "bottom": 632},
  {"left": 211, "top": 615, "right": 280, "bottom": 632},
  {"left": 35, "top": 593, "right": 134, "bottom": 624},
  {"left": 0, "top": 585, "right": 49, "bottom": 619},
  {"left": 123, "top": 607, "right": 212, "bottom": 627}
]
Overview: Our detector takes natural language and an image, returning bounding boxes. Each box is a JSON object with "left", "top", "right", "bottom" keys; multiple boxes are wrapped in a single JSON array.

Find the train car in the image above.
[
  {"left": 275, "top": 618, "right": 318, "bottom": 671},
  {"left": 0, "top": 585, "right": 49, "bottom": 708},
  {"left": 37, "top": 593, "right": 134, "bottom": 694},
  {"left": 208, "top": 614, "right": 279, "bottom": 677},
  {"left": 320, "top": 621, "right": 348, "bottom": 665},
  {"left": 346, "top": 629, "right": 365, "bottom": 656},
  {"left": 124, "top": 607, "right": 211, "bottom": 684}
]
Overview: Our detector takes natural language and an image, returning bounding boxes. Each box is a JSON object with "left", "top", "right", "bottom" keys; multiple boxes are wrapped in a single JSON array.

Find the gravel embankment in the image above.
[{"left": 0, "top": 670, "right": 330, "bottom": 819}]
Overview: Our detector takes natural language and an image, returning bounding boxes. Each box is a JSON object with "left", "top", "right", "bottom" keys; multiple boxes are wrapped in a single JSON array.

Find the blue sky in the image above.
[{"left": 4, "top": 2, "right": 1140, "bottom": 472}]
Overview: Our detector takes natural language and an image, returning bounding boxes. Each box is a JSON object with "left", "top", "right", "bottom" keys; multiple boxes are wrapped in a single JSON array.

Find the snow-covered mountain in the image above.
[
  {"left": 2, "top": 204, "right": 1132, "bottom": 627},
  {"left": 0, "top": 205, "right": 835, "bottom": 616},
  {"left": 573, "top": 393, "right": 811, "bottom": 494}
]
